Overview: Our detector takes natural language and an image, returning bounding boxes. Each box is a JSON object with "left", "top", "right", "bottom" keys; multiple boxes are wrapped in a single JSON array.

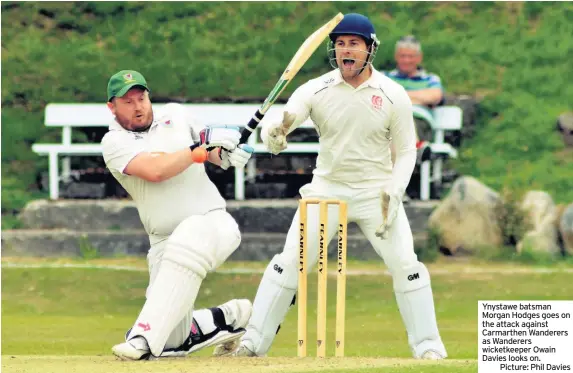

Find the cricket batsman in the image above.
[
  {"left": 222, "top": 13, "right": 447, "bottom": 359},
  {"left": 101, "top": 70, "right": 254, "bottom": 360}
]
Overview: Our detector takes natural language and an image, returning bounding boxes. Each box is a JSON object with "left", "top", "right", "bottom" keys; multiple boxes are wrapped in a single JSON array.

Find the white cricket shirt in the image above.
[
  {"left": 102, "top": 103, "right": 225, "bottom": 236},
  {"left": 261, "top": 67, "right": 417, "bottom": 191}
]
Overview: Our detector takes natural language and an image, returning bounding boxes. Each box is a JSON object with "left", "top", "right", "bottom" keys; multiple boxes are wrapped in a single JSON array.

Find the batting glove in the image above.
[
  {"left": 198, "top": 125, "right": 241, "bottom": 151},
  {"left": 220, "top": 144, "right": 254, "bottom": 170}
]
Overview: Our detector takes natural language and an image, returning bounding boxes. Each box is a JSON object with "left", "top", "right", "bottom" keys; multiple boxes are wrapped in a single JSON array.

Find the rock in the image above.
[
  {"left": 557, "top": 112, "right": 573, "bottom": 147},
  {"left": 516, "top": 191, "right": 561, "bottom": 255},
  {"left": 559, "top": 203, "right": 573, "bottom": 255},
  {"left": 428, "top": 176, "right": 502, "bottom": 255},
  {"left": 520, "top": 191, "right": 555, "bottom": 228}
]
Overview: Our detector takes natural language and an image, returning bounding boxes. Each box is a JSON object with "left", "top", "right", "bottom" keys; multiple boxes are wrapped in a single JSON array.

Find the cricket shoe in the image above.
[
  {"left": 420, "top": 349, "right": 446, "bottom": 360},
  {"left": 117, "top": 299, "right": 253, "bottom": 359},
  {"left": 211, "top": 299, "right": 253, "bottom": 357},
  {"left": 162, "top": 299, "right": 252, "bottom": 357},
  {"left": 212, "top": 338, "right": 242, "bottom": 357},
  {"left": 112, "top": 337, "right": 152, "bottom": 361},
  {"left": 162, "top": 326, "right": 247, "bottom": 357},
  {"left": 228, "top": 341, "right": 261, "bottom": 357}
]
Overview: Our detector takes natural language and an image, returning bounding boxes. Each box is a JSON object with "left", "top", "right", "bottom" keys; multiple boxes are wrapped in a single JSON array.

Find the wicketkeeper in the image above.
[{"left": 223, "top": 13, "right": 448, "bottom": 359}]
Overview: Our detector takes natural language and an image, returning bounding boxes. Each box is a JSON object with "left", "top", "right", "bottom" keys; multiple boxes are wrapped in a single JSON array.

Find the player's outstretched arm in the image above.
[
  {"left": 119, "top": 126, "right": 241, "bottom": 182},
  {"left": 123, "top": 150, "right": 200, "bottom": 183}
]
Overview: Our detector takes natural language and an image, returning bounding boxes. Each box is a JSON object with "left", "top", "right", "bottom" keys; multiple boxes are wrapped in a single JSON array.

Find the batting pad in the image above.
[
  {"left": 129, "top": 218, "right": 216, "bottom": 359},
  {"left": 164, "top": 310, "right": 194, "bottom": 350},
  {"left": 128, "top": 259, "right": 202, "bottom": 357},
  {"left": 392, "top": 262, "right": 447, "bottom": 358},
  {"left": 242, "top": 255, "right": 298, "bottom": 356},
  {"left": 161, "top": 215, "right": 218, "bottom": 279}
]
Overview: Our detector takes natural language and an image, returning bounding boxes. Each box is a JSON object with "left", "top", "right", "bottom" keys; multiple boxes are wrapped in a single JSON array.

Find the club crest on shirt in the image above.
[
  {"left": 164, "top": 120, "right": 171, "bottom": 126},
  {"left": 371, "top": 95, "right": 383, "bottom": 110}
]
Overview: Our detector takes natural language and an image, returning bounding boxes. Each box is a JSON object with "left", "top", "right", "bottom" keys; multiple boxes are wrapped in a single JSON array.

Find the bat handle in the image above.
[{"left": 240, "top": 109, "right": 265, "bottom": 144}]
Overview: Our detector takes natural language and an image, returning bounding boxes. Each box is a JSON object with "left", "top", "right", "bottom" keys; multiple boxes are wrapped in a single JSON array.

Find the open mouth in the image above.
[{"left": 342, "top": 58, "right": 355, "bottom": 68}]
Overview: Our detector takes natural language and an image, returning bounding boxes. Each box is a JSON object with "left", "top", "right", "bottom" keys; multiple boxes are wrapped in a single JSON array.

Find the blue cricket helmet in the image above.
[
  {"left": 329, "top": 13, "right": 379, "bottom": 47},
  {"left": 327, "top": 13, "right": 380, "bottom": 70}
]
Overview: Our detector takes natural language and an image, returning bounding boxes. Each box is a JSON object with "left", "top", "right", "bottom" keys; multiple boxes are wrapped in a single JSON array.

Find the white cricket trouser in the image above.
[
  {"left": 242, "top": 177, "right": 446, "bottom": 358},
  {"left": 289, "top": 178, "right": 418, "bottom": 270}
]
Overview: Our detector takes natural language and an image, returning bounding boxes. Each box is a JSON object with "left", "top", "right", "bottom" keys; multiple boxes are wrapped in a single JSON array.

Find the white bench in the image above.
[
  {"left": 32, "top": 103, "right": 318, "bottom": 200},
  {"left": 32, "top": 103, "right": 461, "bottom": 200}
]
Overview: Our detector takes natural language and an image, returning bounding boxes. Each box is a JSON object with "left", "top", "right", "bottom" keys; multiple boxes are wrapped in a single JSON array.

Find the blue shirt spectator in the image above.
[
  {"left": 386, "top": 68, "right": 443, "bottom": 94},
  {"left": 385, "top": 35, "right": 444, "bottom": 107}
]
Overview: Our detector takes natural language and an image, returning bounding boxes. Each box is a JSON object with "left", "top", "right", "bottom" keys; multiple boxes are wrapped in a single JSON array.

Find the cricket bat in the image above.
[{"left": 239, "top": 12, "right": 344, "bottom": 144}]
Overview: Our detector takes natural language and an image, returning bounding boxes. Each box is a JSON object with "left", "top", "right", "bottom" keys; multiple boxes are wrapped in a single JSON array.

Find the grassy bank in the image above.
[{"left": 2, "top": 2, "right": 572, "bottom": 214}]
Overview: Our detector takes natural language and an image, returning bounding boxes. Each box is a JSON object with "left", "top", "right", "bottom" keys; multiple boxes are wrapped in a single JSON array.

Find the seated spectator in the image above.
[
  {"left": 387, "top": 35, "right": 444, "bottom": 107},
  {"left": 386, "top": 35, "right": 445, "bottom": 144},
  {"left": 386, "top": 35, "right": 445, "bottom": 200}
]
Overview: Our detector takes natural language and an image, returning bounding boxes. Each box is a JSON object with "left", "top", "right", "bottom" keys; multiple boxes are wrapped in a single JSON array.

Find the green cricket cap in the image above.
[{"left": 107, "top": 70, "right": 150, "bottom": 101}]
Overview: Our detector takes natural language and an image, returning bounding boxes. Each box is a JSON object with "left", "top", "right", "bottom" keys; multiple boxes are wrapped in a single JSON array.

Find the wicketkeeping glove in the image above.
[
  {"left": 198, "top": 125, "right": 241, "bottom": 151},
  {"left": 220, "top": 144, "right": 254, "bottom": 170},
  {"left": 265, "top": 111, "right": 296, "bottom": 155},
  {"left": 375, "top": 184, "right": 404, "bottom": 239}
]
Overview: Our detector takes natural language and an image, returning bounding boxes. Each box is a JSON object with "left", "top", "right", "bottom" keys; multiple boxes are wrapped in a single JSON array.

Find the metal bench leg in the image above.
[
  {"left": 420, "top": 160, "right": 431, "bottom": 201},
  {"left": 62, "top": 156, "right": 71, "bottom": 183},
  {"left": 432, "top": 158, "right": 443, "bottom": 188},
  {"left": 235, "top": 167, "right": 245, "bottom": 201},
  {"left": 246, "top": 158, "right": 256, "bottom": 182},
  {"left": 49, "top": 152, "right": 60, "bottom": 200}
]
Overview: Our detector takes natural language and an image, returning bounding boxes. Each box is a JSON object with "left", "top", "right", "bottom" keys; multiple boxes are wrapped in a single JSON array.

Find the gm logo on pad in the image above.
[{"left": 407, "top": 273, "right": 420, "bottom": 281}]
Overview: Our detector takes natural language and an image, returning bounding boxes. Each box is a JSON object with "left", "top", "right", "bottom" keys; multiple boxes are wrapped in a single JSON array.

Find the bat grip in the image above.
[{"left": 240, "top": 110, "right": 265, "bottom": 144}]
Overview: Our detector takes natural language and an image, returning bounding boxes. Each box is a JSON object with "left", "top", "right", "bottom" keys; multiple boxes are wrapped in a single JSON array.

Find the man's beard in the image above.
[
  {"left": 116, "top": 111, "right": 153, "bottom": 132},
  {"left": 341, "top": 63, "right": 369, "bottom": 79},
  {"left": 131, "top": 120, "right": 153, "bottom": 132}
]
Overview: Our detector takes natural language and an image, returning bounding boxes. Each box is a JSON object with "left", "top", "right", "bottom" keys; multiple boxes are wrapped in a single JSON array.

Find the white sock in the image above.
[{"left": 193, "top": 309, "right": 218, "bottom": 334}]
